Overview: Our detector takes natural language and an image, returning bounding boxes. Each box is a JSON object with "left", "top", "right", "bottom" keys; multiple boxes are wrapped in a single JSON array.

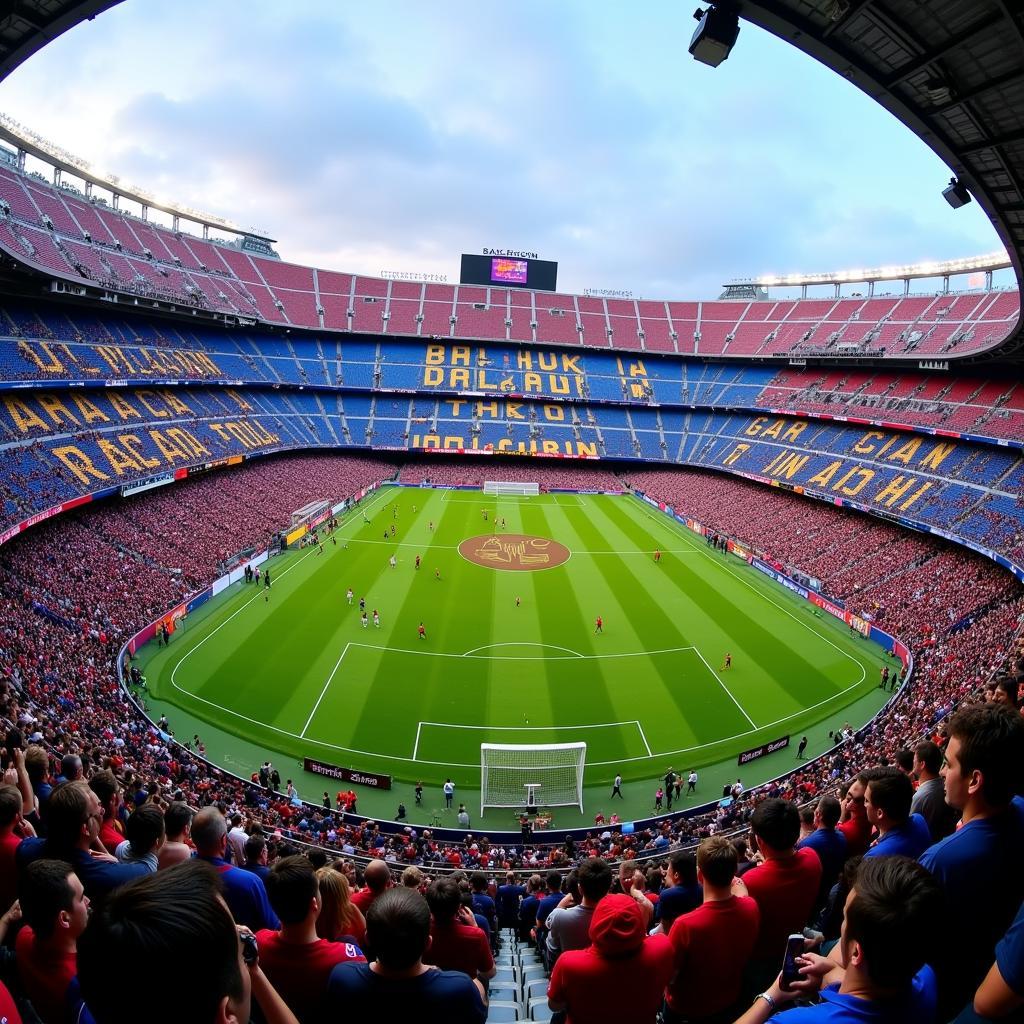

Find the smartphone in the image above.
[
  {"left": 240, "top": 931, "right": 259, "bottom": 966},
  {"left": 780, "top": 933, "right": 804, "bottom": 991}
]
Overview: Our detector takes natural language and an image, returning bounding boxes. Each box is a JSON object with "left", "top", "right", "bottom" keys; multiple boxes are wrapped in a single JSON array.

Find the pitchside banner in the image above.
[
  {"left": 738, "top": 734, "right": 790, "bottom": 765},
  {"left": 303, "top": 757, "right": 392, "bottom": 790}
]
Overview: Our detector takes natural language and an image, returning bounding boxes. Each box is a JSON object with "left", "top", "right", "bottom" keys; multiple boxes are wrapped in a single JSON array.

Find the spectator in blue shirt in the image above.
[
  {"left": 919, "top": 704, "right": 1024, "bottom": 1019},
  {"left": 191, "top": 805, "right": 279, "bottom": 931},
  {"left": 655, "top": 851, "right": 703, "bottom": 932},
  {"left": 862, "top": 767, "right": 931, "bottom": 860},
  {"left": 536, "top": 871, "right": 564, "bottom": 934},
  {"left": 518, "top": 874, "right": 543, "bottom": 944},
  {"left": 958, "top": 897, "right": 1024, "bottom": 1021},
  {"left": 495, "top": 870, "right": 526, "bottom": 928},
  {"left": 735, "top": 856, "right": 941, "bottom": 1024},
  {"left": 16, "top": 781, "right": 150, "bottom": 902},
  {"left": 326, "top": 887, "right": 486, "bottom": 1023},
  {"left": 799, "top": 794, "right": 848, "bottom": 912}
]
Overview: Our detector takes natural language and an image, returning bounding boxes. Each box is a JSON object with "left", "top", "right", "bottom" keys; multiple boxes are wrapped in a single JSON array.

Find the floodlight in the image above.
[
  {"left": 942, "top": 177, "right": 971, "bottom": 210},
  {"left": 689, "top": 4, "right": 740, "bottom": 67}
]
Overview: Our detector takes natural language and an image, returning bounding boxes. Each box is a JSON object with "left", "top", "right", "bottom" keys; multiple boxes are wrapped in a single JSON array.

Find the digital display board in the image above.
[
  {"left": 461, "top": 253, "right": 558, "bottom": 291},
  {"left": 491, "top": 257, "right": 529, "bottom": 284}
]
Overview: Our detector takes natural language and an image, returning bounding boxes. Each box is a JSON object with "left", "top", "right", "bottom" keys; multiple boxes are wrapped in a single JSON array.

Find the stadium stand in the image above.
[{"left": 0, "top": 161, "right": 1019, "bottom": 359}]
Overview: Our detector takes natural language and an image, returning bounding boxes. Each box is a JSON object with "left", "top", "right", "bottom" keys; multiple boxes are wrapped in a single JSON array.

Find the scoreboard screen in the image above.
[
  {"left": 490, "top": 257, "right": 528, "bottom": 284},
  {"left": 461, "top": 253, "right": 558, "bottom": 291}
]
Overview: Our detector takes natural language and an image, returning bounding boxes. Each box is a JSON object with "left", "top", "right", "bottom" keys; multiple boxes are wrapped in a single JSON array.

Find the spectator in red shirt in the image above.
[
  {"left": 664, "top": 836, "right": 760, "bottom": 1024},
  {"left": 15, "top": 859, "right": 89, "bottom": 1024},
  {"left": 0, "top": 783, "right": 30, "bottom": 912},
  {"left": 351, "top": 858, "right": 391, "bottom": 915},
  {"left": 837, "top": 774, "right": 873, "bottom": 856},
  {"left": 88, "top": 770, "right": 125, "bottom": 854},
  {"left": 734, "top": 798, "right": 822, "bottom": 994},
  {"left": 255, "top": 855, "right": 366, "bottom": 1023},
  {"left": 425, "top": 876, "right": 496, "bottom": 982},
  {"left": 548, "top": 893, "right": 674, "bottom": 1023}
]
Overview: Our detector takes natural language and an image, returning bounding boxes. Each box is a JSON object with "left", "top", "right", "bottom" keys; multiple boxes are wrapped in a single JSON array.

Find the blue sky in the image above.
[{"left": 0, "top": 1, "right": 1011, "bottom": 298}]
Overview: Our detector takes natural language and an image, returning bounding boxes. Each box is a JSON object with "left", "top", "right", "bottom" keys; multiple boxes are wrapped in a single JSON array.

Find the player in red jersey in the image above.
[{"left": 595, "top": 616, "right": 603, "bottom": 634}]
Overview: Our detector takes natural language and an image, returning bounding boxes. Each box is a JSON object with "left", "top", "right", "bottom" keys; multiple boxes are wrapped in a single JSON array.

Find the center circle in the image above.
[{"left": 458, "top": 533, "right": 571, "bottom": 572}]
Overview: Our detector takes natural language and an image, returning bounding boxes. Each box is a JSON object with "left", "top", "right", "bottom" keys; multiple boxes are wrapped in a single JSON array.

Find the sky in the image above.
[{"left": 0, "top": 0, "right": 1012, "bottom": 299}]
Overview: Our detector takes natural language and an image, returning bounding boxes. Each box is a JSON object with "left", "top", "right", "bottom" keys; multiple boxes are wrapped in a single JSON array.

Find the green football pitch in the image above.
[{"left": 141, "top": 485, "right": 892, "bottom": 827}]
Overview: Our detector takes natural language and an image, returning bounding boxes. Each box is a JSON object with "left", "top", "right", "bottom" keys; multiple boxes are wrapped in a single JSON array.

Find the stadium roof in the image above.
[
  {"left": 740, "top": 0, "right": 1024, "bottom": 356},
  {"left": 0, "top": 2, "right": 119, "bottom": 81},
  {"left": 0, "top": 0, "right": 1022, "bottom": 357}
]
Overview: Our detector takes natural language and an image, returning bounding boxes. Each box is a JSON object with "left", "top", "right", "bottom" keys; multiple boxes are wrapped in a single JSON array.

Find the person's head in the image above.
[
  {"left": 696, "top": 835, "right": 738, "bottom": 889},
  {"left": 191, "top": 806, "right": 228, "bottom": 858},
  {"left": 528, "top": 873, "right": 544, "bottom": 894},
  {"left": 894, "top": 749, "right": 914, "bottom": 775},
  {"left": 799, "top": 805, "right": 816, "bottom": 832},
  {"left": 470, "top": 871, "right": 487, "bottom": 893},
  {"left": 164, "top": 802, "right": 194, "bottom": 841},
  {"left": 547, "top": 870, "right": 563, "bottom": 893},
  {"left": 24, "top": 745, "right": 50, "bottom": 786},
  {"left": 943, "top": 704, "right": 1024, "bottom": 811},
  {"left": 750, "top": 798, "right": 800, "bottom": 854},
  {"left": 363, "top": 859, "right": 391, "bottom": 893},
  {"left": 843, "top": 776, "right": 867, "bottom": 815},
  {"left": 577, "top": 857, "right": 613, "bottom": 903},
  {"left": 913, "top": 740, "right": 942, "bottom": 778},
  {"left": 244, "top": 835, "right": 267, "bottom": 866},
  {"left": 814, "top": 794, "right": 842, "bottom": 829},
  {"left": 18, "top": 860, "right": 89, "bottom": 942},
  {"left": 864, "top": 767, "right": 913, "bottom": 830},
  {"left": 125, "top": 804, "right": 166, "bottom": 856},
  {"left": 401, "top": 866, "right": 424, "bottom": 889},
  {"left": 0, "top": 784, "right": 21, "bottom": 830},
  {"left": 60, "top": 754, "right": 83, "bottom": 781},
  {"left": 88, "top": 770, "right": 121, "bottom": 819},
  {"left": 265, "top": 856, "right": 319, "bottom": 926},
  {"left": 366, "top": 887, "right": 431, "bottom": 970},
  {"left": 315, "top": 866, "right": 356, "bottom": 940},
  {"left": 425, "top": 877, "right": 462, "bottom": 923},
  {"left": 588, "top": 893, "right": 646, "bottom": 960},
  {"left": 78, "top": 860, "right": 250, "bottom": 1024},
  {"left": 840, "top": 856, "right": 941, "bottom": 992},
  {"left": 994, "top": 677, "right": 1020, "bottom": 708},
  {"left": 667, "top": 851, "right": 697, "bottom": 888},
  {"left": 46, "top": 781, "right": 101, "bottom": 851}
]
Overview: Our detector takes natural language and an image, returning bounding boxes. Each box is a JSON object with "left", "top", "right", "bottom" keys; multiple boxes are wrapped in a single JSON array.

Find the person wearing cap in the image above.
[{"left": 547, "top": 893, "right": 674, "bottom": 1023}]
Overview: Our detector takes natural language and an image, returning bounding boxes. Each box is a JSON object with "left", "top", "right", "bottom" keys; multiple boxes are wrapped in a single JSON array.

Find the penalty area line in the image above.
[
  {"left": 691, "top": 647, "right": 756, "bottom": 728},
  {"left": 300, "top": 643, "right": 352, "bottom": 738},
  {"left": 634, "top": 720, "right": 653, "bottom": 758}
]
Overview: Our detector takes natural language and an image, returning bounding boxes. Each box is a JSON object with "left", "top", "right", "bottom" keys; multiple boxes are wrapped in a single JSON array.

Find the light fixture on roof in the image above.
[
  {"left": 925, "top": 77, "right": 953, "bottom": 104},
  {"left": 689, "top": 4, "right": 740, "bottom": 67},
  {"left": 942, "top": 177, "right": 972, "bottom": 210}
]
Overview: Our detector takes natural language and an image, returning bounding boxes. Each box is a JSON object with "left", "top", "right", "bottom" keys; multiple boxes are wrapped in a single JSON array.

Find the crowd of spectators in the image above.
[{"left": 0, "top": 457, "right": 1022, "bottom": 1022}]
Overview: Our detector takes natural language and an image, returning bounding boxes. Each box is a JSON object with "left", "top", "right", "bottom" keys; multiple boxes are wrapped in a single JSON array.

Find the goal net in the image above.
[
  {"left": 480, "top": 742, "right": 586, "bottom": 815},
  {"left": 483, "top": 481, "right": 539, "bottom": 497}
]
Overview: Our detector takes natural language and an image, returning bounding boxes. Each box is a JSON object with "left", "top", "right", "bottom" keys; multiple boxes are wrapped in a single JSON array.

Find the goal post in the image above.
[
  {"left": 483, "top": 481, "right": 539, "bottom": 496},
  {"left": 480, "top": 742, "right": 586, "bottom": 816}
]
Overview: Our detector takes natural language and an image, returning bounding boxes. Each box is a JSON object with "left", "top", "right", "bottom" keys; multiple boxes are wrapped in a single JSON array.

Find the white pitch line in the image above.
[
  {"left": 462, "top": 642, "right": 584, "bottom": 658},
  {"left": 412, "top": 721, "right": 423, "bottom": 760},
  {"left": 300, "top": 643, "right": 351, "bottom": 737},
  {"left": 635, "top": 720, "right": 653, "bottom": 757},
  {"left": 691, "top": 647, "right": 757, "bottom": 728},
  {"left": 416, "top": 719, "right": 642, "bottom": 732},
  {"left": 169, "top": 486, "right": 390, "bottom": 694}
]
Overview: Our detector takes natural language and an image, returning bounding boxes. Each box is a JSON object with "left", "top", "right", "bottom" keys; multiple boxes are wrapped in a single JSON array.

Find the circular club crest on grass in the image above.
[{"left": 458, "top": 534, "right": 570, "bottom": 572}]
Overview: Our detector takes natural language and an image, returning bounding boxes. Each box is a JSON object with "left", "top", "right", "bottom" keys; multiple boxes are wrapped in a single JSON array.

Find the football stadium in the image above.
[{"left": 0, "top": 3, "right": 1022, "bottom": 1023}]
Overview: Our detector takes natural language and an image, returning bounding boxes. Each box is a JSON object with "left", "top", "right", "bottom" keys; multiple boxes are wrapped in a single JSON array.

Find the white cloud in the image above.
[{"left": 0, "top": 0, "right": 1004, "bottom": 298}]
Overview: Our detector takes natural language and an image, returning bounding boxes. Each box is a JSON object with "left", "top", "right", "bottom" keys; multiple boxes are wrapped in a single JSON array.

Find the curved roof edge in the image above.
[{"left": 736, "top": 0, "right": 1024, "bottom": 358}]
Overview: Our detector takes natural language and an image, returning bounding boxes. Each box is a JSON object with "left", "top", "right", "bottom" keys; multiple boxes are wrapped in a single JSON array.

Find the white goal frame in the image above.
[
  {"left": 480, "top": 742, "right": 586, "bottom": 816},
  {"left": 483, "top": 481, "right": 539, "bottom": 496}
]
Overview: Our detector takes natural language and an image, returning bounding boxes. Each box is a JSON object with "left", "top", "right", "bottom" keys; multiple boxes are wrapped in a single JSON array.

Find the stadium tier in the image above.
[
  {"left": 2, "top": 379, "right": 1022, "bottom": 567},
  {"left": 2, "top": 306, "right": 1023, "bottom": 442},
  {"left": 0, "top": 162, "right": 1019, "bottom": 359}
]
